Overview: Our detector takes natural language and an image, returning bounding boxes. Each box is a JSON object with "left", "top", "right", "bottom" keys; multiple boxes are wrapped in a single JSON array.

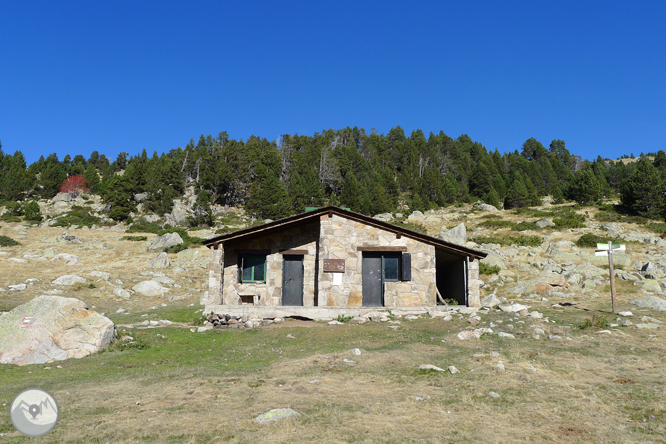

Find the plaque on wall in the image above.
[{"left": 323, "top": 259, "right": 345, "bottom": 273}]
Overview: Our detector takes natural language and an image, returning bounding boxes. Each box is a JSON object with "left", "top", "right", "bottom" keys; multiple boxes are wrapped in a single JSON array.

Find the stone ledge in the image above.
[{"left": 203, "top": 305, "right": 457, "bottom": 321}]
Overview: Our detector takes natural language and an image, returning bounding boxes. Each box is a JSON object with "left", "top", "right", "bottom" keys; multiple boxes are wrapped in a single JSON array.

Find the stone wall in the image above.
[
  {"left": 205, "top": 245, "right": 224, "bottom": 304},
  {"left": 467, "top": 258, "right": 480, "bottom": 307},
  {"left": 219, "top": 221, "right": 319, "bottom": 306},
  {"left": 318, "top": 214, "right": 437, "bottom": 307}
]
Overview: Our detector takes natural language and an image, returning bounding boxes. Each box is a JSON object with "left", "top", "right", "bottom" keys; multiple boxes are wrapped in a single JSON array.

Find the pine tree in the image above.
[
  {"left": 188, "top": 189, "right": 214, "bottom": 227},
  {"left": 340, "top": 172, "right": 363, "bottom": 212},
  {"left": 83, "top": 164, "right": 100, "bottom": 193},
  {"left": 504, "top": 176, "right": 530, "bottom": 209},
  {"left": 484, "top": 188, "right": 501, "bottom": 208},
  {"left": 621, "top": 158, "right": 665, "bottom": 219},
  {"left": 569, "top": 169, "right": 603, "bottom": 205},
  {"left": 246, "top": 164, "right": 292, "bottom": 220}
]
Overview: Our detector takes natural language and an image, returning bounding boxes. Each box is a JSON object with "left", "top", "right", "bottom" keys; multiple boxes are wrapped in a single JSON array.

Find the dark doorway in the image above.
[
  {"left": 435, "top": 248, "right": 467, "bottom": 306},
  {"left": 282, "top": 255, "right": 304, "bottom": 306}
]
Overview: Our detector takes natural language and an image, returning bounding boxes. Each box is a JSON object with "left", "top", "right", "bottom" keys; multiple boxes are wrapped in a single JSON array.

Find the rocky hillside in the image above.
[{"left": 1, "top": 194, "right": 666, "bottom": 320}]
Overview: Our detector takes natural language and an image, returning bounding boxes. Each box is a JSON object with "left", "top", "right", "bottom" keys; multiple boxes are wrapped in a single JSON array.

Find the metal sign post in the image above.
[{"left": 595, "top": 242, "right": 625, "bottom": 313}]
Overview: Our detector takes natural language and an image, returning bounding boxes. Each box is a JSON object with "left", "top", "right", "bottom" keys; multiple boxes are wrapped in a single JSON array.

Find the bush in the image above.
[
  {"left": 512, "top": 221, "right": 539, "bottom": 231},
  {"left": 60, "top": 175, "right": 89, "bottom": 194},
  {"left": 23, "top": 201, "right": 43, "bottom": 222},
  {"left": 472, "top": 235, "right": 542, "bottom": 247},
  {"left": 126, "top": 220, "right": 163, "bottom": 234},
  {"left": 120, "top": 235, "right": 148, "bottom": 241},
  {"left": 52, "top": 205, "right": 101, "bottom": 228},
  {"left": 576, "top": 233, "right": 614, "bottom": 248},
  {"left": 108, "top": 206, "right": 131, "bottom": 222},
  {"left": 645, "top": 223, "right": 666, "bottom": 234},
  {"left": 6, "top": 201, "right": 24, "bottom": 216},
  {"left": 579, "top": 313, "right": 610, "bottom": 330},
  {"left": 0, "top": 213, "right": 21, "bottom": 223},
  {"left": 479, "top": 262, "right": 500, "bottom": 275},
  {"left": 479, "top": 220, "right": 515, "bottom": 229},
  {"left": 0, "top": 235, "right": 21, "bottom": 247}
]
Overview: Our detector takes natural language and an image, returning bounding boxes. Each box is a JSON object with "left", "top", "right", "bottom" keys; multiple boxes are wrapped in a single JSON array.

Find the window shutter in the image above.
[
  {"left": 401, "top": 253, "right": 411, "bottom": 281},
  {"left": 238, "top": 256, "right": 243, "bottom": 283}
]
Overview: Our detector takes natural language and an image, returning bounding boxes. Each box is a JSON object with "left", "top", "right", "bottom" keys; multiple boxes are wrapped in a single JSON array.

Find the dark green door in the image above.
[
  {"left": 362, "top": 253, "right": 383, "bottom": 306},
  {"left": 282, "top": 255, "right": 304, "bottom": 306}
]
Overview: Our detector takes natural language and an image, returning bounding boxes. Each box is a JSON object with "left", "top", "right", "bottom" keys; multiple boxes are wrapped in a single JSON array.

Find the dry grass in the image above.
[{"left": 2, "top": 210, "right": 666, "bottom": 443}]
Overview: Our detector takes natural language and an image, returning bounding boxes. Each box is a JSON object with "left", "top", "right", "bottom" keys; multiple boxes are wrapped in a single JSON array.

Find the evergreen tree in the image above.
[
  {"left": 551, "top": 185, "right": 565, "bottom": 204},
  {"left": 340, "top": 172, "right": 363, "bottom": 212},
  {"left": 568, "top": 169, "right": 603, "bottom": 205},
  {"left": 504, "top": 175, "right": 530, "bottom": 209},
  {"left": 621, "top": 158, "right": 665, "bottom": 219},
  {"left": 83, "top": 164, "right": 100, "bottom": 192},
  {"left": 246, "top": 163, "right": 292, "bottom": 220},
  {"left": 484, "top": 188, "right": 501, "bottom": 208},
  {"left": 23, "top": 201, "right": 43, "bottom": 222}
]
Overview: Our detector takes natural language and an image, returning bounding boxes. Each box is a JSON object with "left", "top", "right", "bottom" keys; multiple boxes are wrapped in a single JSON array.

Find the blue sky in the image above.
[{"left": 1, "top": 1, "right": 664, "bottom": 164}]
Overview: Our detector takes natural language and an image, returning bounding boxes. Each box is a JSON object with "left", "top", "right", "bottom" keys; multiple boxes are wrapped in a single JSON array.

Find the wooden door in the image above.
[
  {"left": 362, "top": 253, "right": 383, "bottom": 306},
  {"left": 282, "top": 255, "right": 304, "bottom": 306}
]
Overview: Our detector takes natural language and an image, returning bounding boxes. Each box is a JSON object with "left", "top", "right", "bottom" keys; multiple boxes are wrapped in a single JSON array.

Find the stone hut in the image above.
[{"left": 202, "top": 206, "right": 486, "bottom": 319}]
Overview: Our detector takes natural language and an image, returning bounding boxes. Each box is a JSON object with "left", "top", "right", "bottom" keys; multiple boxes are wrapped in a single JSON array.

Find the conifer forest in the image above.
[{"left": 1, "top": 127, "right": 664, "bottom": 225}]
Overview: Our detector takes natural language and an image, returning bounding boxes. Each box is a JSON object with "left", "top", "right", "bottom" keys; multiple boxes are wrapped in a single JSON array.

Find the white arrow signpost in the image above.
[{"left": 595, "top": 242, "right": 625, "bottom": 313}]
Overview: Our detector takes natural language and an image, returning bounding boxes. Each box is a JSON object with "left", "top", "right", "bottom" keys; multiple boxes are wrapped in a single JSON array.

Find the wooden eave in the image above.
[{"left": 203, "top": 206, "right": 487, "bottom": 260}]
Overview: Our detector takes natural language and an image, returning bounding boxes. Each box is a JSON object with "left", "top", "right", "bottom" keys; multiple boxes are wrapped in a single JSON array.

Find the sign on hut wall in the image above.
[{"left": 323, "top": 259, "right": 345, "bottom": 273}]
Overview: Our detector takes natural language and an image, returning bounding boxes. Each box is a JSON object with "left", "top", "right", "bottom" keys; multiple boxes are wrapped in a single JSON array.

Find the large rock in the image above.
[
  {"left": 57, "top": 232, "right": 83, "bottom": 244},
  {"left": 165, "top": 208, "right": 188, "bottom": 226},
  {"left": 147, "top": 232, "right": 183, "bottom": 252},
  {"left": 535, "top": 218, "right": 555, "bottom": 228},
  {"left": 142, "top": 214, "right": 161, "bottom": 223},
  {"left": 51, "top": 192, "right": 74, "bottom": 203},
  {"left": 439, "top": 223, "right": 467, "bottom": 246},
  {"left": 0, "top": 296, "right": 115, "bottom": 365},
  {"left": 407, "top": 210, "right": 424, "bottom": 221},
  {"left": 51, "top": 253, "right": 82, "bottom": 266},
  {"left": 52, "top": 275, "right": 87, "bottom": 286},
  {"left": 373, "top": 213, "right": 394, "bottom": 222},
  {"left": 148, "top": 252, "right": 171, "bottom": 269},
  {"left": 508, "top": 272, "right": 568, "bottom": 295},
  {"left": 132, "top": 280, "right": 169, "bottom": 296},
  {"left": 255, "top": 408, "right": 301, "bottom": 423},
  {"left": 475, "top": 203, "right": 498, "bottom": 212},
  {"left": 630, "top": 296, "right": 666, "bottom": 311}
]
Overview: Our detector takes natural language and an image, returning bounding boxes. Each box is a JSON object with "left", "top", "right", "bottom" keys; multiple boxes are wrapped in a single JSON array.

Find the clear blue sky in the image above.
[{"left": 1, "top": 1, "right": 664, "bottom": 165}]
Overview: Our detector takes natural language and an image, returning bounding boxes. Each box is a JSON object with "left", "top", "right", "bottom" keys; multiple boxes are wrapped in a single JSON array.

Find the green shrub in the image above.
[
  {"left": 108, "top": 206, "right": 131, "bottom": 222},
  {"left": 6, "top": 201, "right": 24, "bottom": 216},
  {"left": 335, "top": 314, "right": 353, "bottom": 323},
  {"left": 0, "top": 213, "right": 21, "bottom": 222},
  {"left": 644, "top": 223, "right": 666, "bottom": 234},
  {"left": 576, "top": 233, "right": 614, "bottom": 248},
  {"left": 579, "top": 313, "right": 610, "bottom": 330},
  {"left": 107, "top": 335, "right": 150, "bottom": 352},
  {"left": 53, "top": 205, "right": 101, "bottom": 228},
  {"left": 120, "top": 235, "right": 148, "bottom": 241},
  {"left": 23, "top": 201, "right": 43, "bottom": 222},
  {"left": 512, "top": 221, "right": 539, "bottom": 231},
  {"left": 0, "top": 235, "right": 21, "bottom": 247},
  {"left": 389, "top": 220, "right": 428, "bottom": 235},
  {"left": 126, "top": 220, "right": 163, "bottom": 234},
  {"left": 472, "top": 235, "right": 542, "bottom": 247},
  {"left": 479, "top": 220, "right": 515, "bottom": 229},
  {"left": 553, "top": 210, "right": 586, "bottom": 229},
  {"left": 479, "top": 262, "right": 500, "bottom": 275}
]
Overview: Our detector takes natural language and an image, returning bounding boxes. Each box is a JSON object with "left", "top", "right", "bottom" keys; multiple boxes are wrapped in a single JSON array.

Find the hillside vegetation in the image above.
[{"left": 1, "top": 130, "right": 665, "bottom": 226}]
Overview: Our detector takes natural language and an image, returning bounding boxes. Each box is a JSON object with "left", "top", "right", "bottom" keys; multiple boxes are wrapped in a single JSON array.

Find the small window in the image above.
[
  {"left": 383, "top": 255, "right": 400, "bottom": 281},
  {"left": 240, "top": 255, "right": 266, "bottom": 283}
]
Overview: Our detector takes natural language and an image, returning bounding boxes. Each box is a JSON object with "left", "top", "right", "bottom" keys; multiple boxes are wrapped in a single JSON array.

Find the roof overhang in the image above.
[{"left": 203, "top": 206, "right": 487, "bottom": 260}]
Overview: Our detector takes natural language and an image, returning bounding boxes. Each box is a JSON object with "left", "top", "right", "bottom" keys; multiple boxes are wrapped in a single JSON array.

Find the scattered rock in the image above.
[
  {"left": 475, "top": 203, "right": 498, "bottom": 212},
  {"left": 497, "top": 332, "right": 515, "bottom": 339},
  {"left": 286, "top": 334, "right": 296, "bottom": 339},
  {"left": 148, "top": 252, "right": 171, "bottom": 269},
  {"left": 131, "top": 280, "right": 169, "bottom": 297},
  {"left": 0, "top": 296, "right": 115, "bottom": 365},
  {"left": 351, "top": 348, "right": 361, "bottom": 355},
  {"left": 499, "top": 303, "right": 530, "bottom": 313},
  {"left": 448, "top": 365, "right": 460, "bottom": 374},
  {"left": 8, "top": 284, "right": 27, "bottom": 291},
  {"left": 439, "top": 223, "right": 467, "bottom": 246},
  {"left": 488, "top": 391, "right": 500, "bottom": 398},
  {"left": 52, "top": 275, "right": 87, "bottom": 286},
  {"left": 630, "top": 296, "right": 666, "bottom": 312},
  {"left": 419, "top": 364, "right": 445, "bottom": 372},
  {"left": 113, "top": 287, "right": 132, "bottom": 300},
  {"left": 635, "top": 323, "right": 660, "bottom": 329},
  {"left": 480, "top": 293, "right": 501, "bottom": 307},
  {"left": 58, "top": 232, "right": 83, "bottom": 244},
  {"left": 618, "top": 311, "right": 633, "bottom": 317},
  {"left": 51, "top": 253, "right": 82, "bottom": 266},
  {"left": 8, "top": 258, "right": 28, "bottom": 264},
  {"left": 535, "top": 218, "right": 555, "bottom": 228},
  {"left": 255, "top": 408, "right": 301, "bottom": 423},
  {"left": 147, "top": 232, "right": 183, "bottom": 252}
]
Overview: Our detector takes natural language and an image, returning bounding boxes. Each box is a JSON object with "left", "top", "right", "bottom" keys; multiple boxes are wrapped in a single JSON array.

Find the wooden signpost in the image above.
[{"left": 595, "top": 242, "right": 625, "bottom": 313}]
